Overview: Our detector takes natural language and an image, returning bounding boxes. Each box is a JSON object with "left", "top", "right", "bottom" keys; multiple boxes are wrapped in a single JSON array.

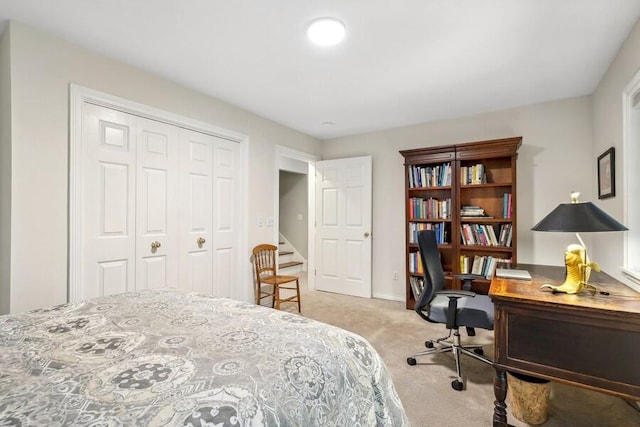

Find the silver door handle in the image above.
[
  {"left": 197, "top": 237, "right": 206, "bottom": 248},
  {"left": 151, "top": 241, "right": 161, "bottom": 252},
  {"left": 364, "top": 232, "right": 370, "bottom": 238}
]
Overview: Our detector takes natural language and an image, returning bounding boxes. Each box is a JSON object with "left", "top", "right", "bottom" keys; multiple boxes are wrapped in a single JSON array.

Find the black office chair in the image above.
[{"left": 406, "top": 229, "right": 494, "bottom": 391}]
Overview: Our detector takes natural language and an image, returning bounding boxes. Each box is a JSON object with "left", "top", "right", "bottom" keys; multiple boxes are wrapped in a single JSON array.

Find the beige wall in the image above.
[
  {"left": 322, "top": 97, "right": 593, "bottom": 300},
  {"left": 4, "top": 21, "right": 321, "bottom": 313},
  {"left": 592, "top": 17, "right": 640, "bottom": 286},
  {"left": 0, "top": 27, "right": 11, "bottom": 314}
]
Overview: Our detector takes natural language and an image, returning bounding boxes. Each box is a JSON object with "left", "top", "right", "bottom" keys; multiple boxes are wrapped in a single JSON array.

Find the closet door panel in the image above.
[
  {"left": 135, "top": 118, "right": 179, "bottom": 289},
  {"left": 179, "top": 129, "right": 213, "bottom": 293},
  {"left": 81, "top": 104, "right": 136, "bottom": 300},
  {"left": 212, "top": 138, "right": 239, "bottom": 298}
]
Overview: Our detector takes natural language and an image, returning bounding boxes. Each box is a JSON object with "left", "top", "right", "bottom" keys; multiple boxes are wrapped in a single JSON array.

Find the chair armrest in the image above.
[
  {"left": 436, "top": 290, "right": 476, "bottom": 299},
  {"left": 454, "top": 274, "right": 484, "bottom": 281},
  {"left": 453, "top": 274, "right": 483, "bottom": 291},
  {"left": 435, "top": 290, "right": 476, "bottom": 329}
]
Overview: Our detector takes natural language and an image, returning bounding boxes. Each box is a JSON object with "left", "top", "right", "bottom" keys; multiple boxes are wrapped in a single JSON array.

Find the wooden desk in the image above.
[{"left": 489, "top": 264, "right": 640, "bottom": 426}]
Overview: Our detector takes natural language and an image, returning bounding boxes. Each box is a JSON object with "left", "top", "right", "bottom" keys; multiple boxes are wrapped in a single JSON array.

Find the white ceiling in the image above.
[{"left": 1, "top": 1, "right": 640, "bottom": 140}]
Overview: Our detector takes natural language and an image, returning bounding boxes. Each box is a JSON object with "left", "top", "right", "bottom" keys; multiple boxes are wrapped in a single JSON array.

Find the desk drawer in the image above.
[{"left": 494, "top": 304, "right": 640, "bottom": 400}]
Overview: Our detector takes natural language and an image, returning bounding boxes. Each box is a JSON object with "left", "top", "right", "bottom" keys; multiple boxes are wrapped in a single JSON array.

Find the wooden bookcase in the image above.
[{"left": 400, "top": 137, "right": 521, "bottom": 309}]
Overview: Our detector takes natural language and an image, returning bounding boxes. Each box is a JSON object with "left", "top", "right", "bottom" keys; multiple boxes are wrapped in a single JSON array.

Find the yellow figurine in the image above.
[{"left": 540, "top": 244, "right": 600, "bottom": 294}]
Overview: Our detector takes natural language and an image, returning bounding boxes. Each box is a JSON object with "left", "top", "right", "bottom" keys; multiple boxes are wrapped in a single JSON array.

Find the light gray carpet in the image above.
[{"left": 280, "top": 281, "right": 640, "bottom": 427}]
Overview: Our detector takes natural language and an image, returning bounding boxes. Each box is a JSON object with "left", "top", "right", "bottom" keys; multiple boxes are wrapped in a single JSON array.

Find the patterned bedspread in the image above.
[{"left": 0, "top": 289, "right": 408, "bottom": 426}]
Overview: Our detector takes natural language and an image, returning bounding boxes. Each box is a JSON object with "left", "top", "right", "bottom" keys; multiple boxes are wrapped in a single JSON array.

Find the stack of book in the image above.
[{"left": 460, "top": 205, "right": 491, "bottom": 218}]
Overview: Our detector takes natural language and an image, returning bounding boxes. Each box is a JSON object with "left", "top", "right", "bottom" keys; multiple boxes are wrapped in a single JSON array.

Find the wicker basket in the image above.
[{"left": 507, "top": 372, "right": 551, "bottom": 425}]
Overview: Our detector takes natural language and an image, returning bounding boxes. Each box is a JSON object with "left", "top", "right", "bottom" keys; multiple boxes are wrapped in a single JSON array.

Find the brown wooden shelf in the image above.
[
  {"left": 408, "top": 243, "right": 453, "bottom": 249},
  {"left": 460, "top": 182, "right": 512, "bottom": 189},
  {"left": 400, "top": 137, "right": 521, "bottom": 309},
  {"left": 460, "top": 245, "right": 513, "bottom": 252},
  {"left": 408, "top": 185, "right": 452, "bottom": 191},
  {"left": 460, "top": 218, "right": 512, "bottom": 223}
]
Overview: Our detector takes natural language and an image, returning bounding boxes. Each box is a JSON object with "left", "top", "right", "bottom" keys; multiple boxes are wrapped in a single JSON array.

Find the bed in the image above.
[{"left": 0, "top": 289, "right": 408, "bottom": 426}]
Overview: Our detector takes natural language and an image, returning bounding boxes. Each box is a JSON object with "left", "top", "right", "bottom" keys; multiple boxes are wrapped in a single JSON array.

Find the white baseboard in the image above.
[{"left": 372, "top": 293, "right": 405, "bottom": 302}]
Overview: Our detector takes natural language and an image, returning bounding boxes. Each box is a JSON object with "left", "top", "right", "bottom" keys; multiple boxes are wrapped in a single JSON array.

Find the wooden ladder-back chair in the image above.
[{"left": 252, "top": 244, "right": 301, "bottom": 312}]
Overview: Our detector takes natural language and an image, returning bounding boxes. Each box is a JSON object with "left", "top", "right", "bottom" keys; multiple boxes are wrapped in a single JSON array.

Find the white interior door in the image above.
[
  {"left": 178, "top": 128, "right": 213, "bottom": 294},
  {"left": 81, "top": 104, "right": 137, "bottom": 299},
  {"left": 135, "top": 118, "right": 179, "bottom": 289},
  {"left": 315, "top": 156, "right": 372, "bottom": 298},
  {"left": 211, "top": 138, "right": 240, "bottom": 298}
]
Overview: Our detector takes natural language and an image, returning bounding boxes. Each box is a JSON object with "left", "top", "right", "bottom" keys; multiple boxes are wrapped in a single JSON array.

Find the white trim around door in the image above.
[{"left": 274, "top": 145, "right": 320, "bottom": 290}]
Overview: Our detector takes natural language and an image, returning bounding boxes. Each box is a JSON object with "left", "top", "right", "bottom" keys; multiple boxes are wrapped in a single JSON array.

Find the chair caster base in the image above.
[
  {"left": 425, "top": 341, "right": 434, "bottom": 348},
  {"left": 407, "top": 357, "right": 417, "bottom": 366},
  {"left": 451, "top": 379, "right": 464, "bottom": 391}
]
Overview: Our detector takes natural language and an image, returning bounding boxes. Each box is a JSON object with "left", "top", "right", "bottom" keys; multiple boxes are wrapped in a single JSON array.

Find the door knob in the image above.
[
  {"left": 197, "top": 237, "right": 206, "bottom": 248},
  {"left": 151, "top": 241, "right": 161, "bottom": 252},
  {"left": 364, "top": 232, "right": 370, "bottom": 238}
]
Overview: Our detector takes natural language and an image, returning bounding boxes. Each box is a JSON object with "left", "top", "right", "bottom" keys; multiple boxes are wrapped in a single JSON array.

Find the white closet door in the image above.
[
  {"left": 81, "top": 104, "right": 137, "bottom": 300},
  {"left": 135, "top": 118, "right": 180, "bottom": 289},
  {"left": 212, "top": 137, "right": 240, "bottom": 298},
  {"left": 76, "top": 98, "right": 243, "bottom": 301},
  {"left": 178, "top": 129, "right": 213, "bottom": 293}
]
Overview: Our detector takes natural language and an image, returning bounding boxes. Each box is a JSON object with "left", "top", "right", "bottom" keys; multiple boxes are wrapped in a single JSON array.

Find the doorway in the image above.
[
  {"left": 274, "top": 146, "right": 319, "bottom": 290},
  {"left": 279, "top": 170, "right": 308, "bottom": 272}
]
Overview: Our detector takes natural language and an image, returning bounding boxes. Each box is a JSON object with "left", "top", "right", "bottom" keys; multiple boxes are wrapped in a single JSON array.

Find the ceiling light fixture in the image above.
[{"left": 307, "top": 17, "right": 346, "bottom": 46}]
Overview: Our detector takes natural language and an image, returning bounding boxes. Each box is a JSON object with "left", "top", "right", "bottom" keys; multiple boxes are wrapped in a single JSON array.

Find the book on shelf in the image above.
[
  {"left": 409, "top": 252, "right": 424, "bottom": 275},
  {"left": 503, "top": 193, "right": 512, "bottom": 218},
  {"left": 408, "top": 163, "right": 452, "bottom": 188},
  {"left": 460, "top": 223, "right": 504, "bottom": 246},
  {"left": 409, "top": 222, "right": 448, "bottom": 244},
  {"left": 409, "top": 197, "right": 451, "bottom": 219},
  {"left": 410, "top": 276, "right": 424, "bottom": 298},
  {"left": 460, "top": 205, "right": 494, "bottom": 219},
  {"left": 461, "top": 255, "right": 512, "bottom": 279},
  {"left": 460, "top": 255, "right": 470, "bottom": 274},
  {"left": 497, "top": 223, "right": 513, "bottom": 247},
  {"left": 471, "top": 255, "right": 484, "bottom": 275},
  {"left": 461, "top": 205, "right": 486, "bottom": 216},
  {"left": 486, "top": 225, "right": 498, "bottom": 245},
  {"left": 460, "top": 164, "right": 487, "bottom": 185}
]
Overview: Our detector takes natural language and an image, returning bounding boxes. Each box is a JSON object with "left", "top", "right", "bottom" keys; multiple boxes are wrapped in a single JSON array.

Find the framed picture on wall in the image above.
[{"left": 598, "top": 147, "right": 615, "bottom": 199}]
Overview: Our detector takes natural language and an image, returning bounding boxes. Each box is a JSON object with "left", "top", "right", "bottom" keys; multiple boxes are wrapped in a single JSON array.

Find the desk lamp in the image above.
[{"left": 531, "top": 192, "right": 628, "bottom": 294}]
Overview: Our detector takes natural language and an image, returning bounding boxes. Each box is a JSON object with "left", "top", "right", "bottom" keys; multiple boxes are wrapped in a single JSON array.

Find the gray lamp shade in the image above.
[{"left": 531, "top": 201, "right": 628, "bottom": 232}]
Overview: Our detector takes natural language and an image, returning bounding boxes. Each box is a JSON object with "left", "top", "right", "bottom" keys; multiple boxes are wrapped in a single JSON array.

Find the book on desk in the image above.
[{"left": 495, "top": 268, "right": 532, "bottom": 280}]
